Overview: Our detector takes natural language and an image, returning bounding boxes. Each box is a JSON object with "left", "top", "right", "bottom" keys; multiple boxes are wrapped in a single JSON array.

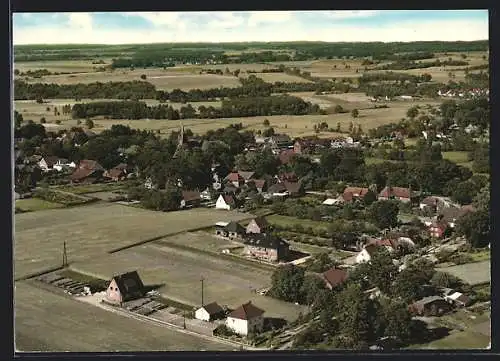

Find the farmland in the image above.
[
  {"left": 436, "top": 260, "right": 491, "bottom": 286},
  {"left": 70, "top": 241, "right": 307, "bottom": 323},
  {"left": 15, "top": 281, "right": 232, "bottom": 352},
  {"left": 14, "top": 202, "right": 253, "bottom": 279}
]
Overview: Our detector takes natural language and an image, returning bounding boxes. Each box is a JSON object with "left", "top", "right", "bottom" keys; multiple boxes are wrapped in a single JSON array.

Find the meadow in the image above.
[
  {"left": 14, "top": 202, "right": 253, "bottom": 279},
  {"left": 70, "top": 240, "right": 307, "bottom": 323},
  {"left": 436, "top": 260, "right": 491, "bottom": 286},
  {"left": 15, "top": 281, "right": 232, "bottom": 352}
]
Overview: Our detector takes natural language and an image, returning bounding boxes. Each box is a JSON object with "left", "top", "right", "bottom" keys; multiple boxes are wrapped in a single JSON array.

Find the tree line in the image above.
[
  {"left": 374, "top": 59, "right": 469, "bottom": 71},
  {"left": 70, "top": 95, "right": 322, "bottom": 120}
]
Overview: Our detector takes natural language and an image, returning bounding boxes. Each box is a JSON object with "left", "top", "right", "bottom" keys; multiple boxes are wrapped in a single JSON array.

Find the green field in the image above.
[
  {"left": 266, "top": 214, "right": 329, "bottom": 231},
  {"left": 437, "top": 260, "right": 491, "bottom": 286},
  {"left": 15, "top": 198, "right": 64, "bottom": 212},
  {"left": 15, "top": 281, "right": 232, "bottom": 352},
  {"left": 442, "top": 151, "right": 470, "bottom": 164},
  {"left": 14, "top": 202, "right": 253, "bottom": 279},
  {"left": 55, "top": 182, "right": 129, "bottom": 195}
]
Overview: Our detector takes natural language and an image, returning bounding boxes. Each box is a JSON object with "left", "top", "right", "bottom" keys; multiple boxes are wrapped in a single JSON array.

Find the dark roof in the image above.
[
  {"left": 363, "top": 244, "right": 378, "bottom": 256},
  {"left": 439, "top": 206, "right": 475, "bottom": 223},
  {"left": 412, "top": 296, "right": 445, "bottom": 307},
  {"left": 114, "top": 163, "right": 129, "bottom": 170},
  {"left": 42, "top": 156, "right": 60, "bottom": 167},
  {"left": 279, "top": 172, "right": 298, "bottom": 182},
  {"left": 244, "top": 233, "right": 289, "bottom": 250},
  {"left": 421, "top": 196, "right": 440, "bottom": 206},
  {"left": 271, "top": 134, "right": 292, "bottom": 143},
  {"left": 201, "top": 302, "right": 224, "bottom": 315},
  {"left": 182, "top": 190, "right": 201, "bottom": 202},
  {"left": 228, "top": 301, "right": 265, "bottom": 320},
  {"left": 267, "top": 182, "right": 287, "bottom": 194},
  {"left": 252, "top": 217, "right": 269, "bottom": 230},
  {"left": 106, "top": 168, "right": 126, "bottom": 179},
  {"left": 70, "top": 168, "right": 99, "bottom": 181},
  {"left": 223, "top": 194, "right": 237, "bottom": 206},
  {"left": 226, "top": 172, "right": 244, "bottom": 182},
  {"left": 112, "top": 271, "right": 145, "bottom": 301},
  {"left": 253, "top": 179, "right": 267, "bottom": 189},
  {"left": 225, "top": 221, "right": 245, "bottom": 233},
  {"left": 284, "top": 181, "right": 302, "bottom": 194},
  {"left": 322, "top": 268, "right": 349, "bottom": 288},
  {"left": 79, "top": 159, "right": 104, "bottom": 171}
]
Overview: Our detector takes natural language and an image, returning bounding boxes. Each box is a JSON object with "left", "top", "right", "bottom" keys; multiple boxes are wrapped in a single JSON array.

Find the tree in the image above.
[
  {"left": 368, "top": 200, "right": 399, "bottom": 229},
  {"left": 85, "top": 118, "right": 94, "bottom": 129},
  {"left": 430, "top": 271, "right": 463, "bottom": 289},
  {"left": 39, "top": 117, "right": 46, "bottom": 124},
  {"left": 473, "top": 185, "right": 490, "bottom": 212},
  {"left": 392, "top": 259, "right": 435, "bottom": 302},
  {"left": 351, "top": 109, "right": 359, "bottom": 118},
  {"left": 451, "top": 180, "right": 479, "bottom": 205},
  {"left": 380, "top": 299, "right": 412, "bottom": 342},
  {"left": 262, "top": 127, "right": 275, "bottom": 137},
  {"left": 406, "top": 106, "right": 419, "bottom": 120},
  {"left": 300, "top": 274, "right": 327, "bottom": 306},
  {"left": 365, "top": 248, "right": 398, "bottom": 294},
  {"left": 456, "top": 210, "right": 490, "bottom": 248},
  {"left": 336, "top": 122, "right": 341, "bottom": 132},
  {"left": 334, "top": 105, "right": 344, "bottom": 114},
  {"left": 269, "top": 264, "right": 305, "bottom": 303},
  {"left": 263, "top": 119, "right": 270, "bottom": 127},
  {"left": 363, "top": 190, "right": 377, "bottom": 206},
  {"left": 140, "top": 74, "right": 147, "bottom": 80}
]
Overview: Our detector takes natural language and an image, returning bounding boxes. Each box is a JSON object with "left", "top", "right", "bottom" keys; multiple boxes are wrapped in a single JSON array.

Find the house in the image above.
[
  {"left": 105, "top": 271, "right": 145, "bottom": 306},
  {"left": 238, "top": 171, "right": 255, "bottom": 183},
  {"left": 366, "top": 239, "right": 396, "bottom": 253},
  {"left": 78, "top": 159, "right": 105, "bottom": 171},
  {"left": 215, "top": 221, "right": 230, "bottom": 236},
  {"left": 356, "top": 244, "right": 378, "bottom": 264},
  {"left": 226, "top": 301, "right": 265, "bottom": 336},
  {"left": 270, "top": 134, "right": 292, "bottom": 149},
  {"left": 225, "top": 221, "right": 245, "bottom": 239},
  {"left": 429, "top": 221, "right": 448, "bottom": 239},
  {"left": 195, "top": 302, "right": 225, "bottom": 322},
  {"left": 278, "top": 149, "right": 296, "bottom": 165},
  {"left": 438, "top": 206, "right": 475, "bottom": 228},
  {"left": 419, "top": 196, "right": 440, "bottom": 212},
  {"left": 444, "top": 291, "right": 472, "bottom": 308},
  {"left": 180, "top": 190, "right": 201, "bottom": 209},
  {"left": 215, "top": 194, "right": 238, "bottom": 210},
  {"left": 254, "top": 135, "right": 270, "bottom": 144},
  {"left": 225, "top": 172, "right": 245, "bottom": 188},
  {"left": 409, "top": 296, "right": 452, "bottom": 316},
  {"left": 283, "top": 181, "right": 304, "bottom": 197},
  {"left": 343, "top": 187, "right": 370, "bottom": 202},
  {"left": 104, "top": 167, "right": 127, "bottom": 182},
  {"left": 70, "top": 167, "right": 104, "bottom": 184},
  {"left": 378, "top": 186, "right": 415, "bottom": 203},
  {"left": 321, "top": 268, "right": 349, "bottom": 290},
  {"left": 251, "top": 179, "right": 268, "bottom": 194},
  {"left": 53, "top": 158, "right": 76, "bottom": 172},
  {"left": 278, "top": 172, "right": 298, "bottom": 183},
  {"left": 38, "top": 156, "right": 61, "bottom": 172},
  {"left": 245, "top": 217, "right": 269, "bottom": 234},
  {"left": 244, "top": 233, "right": 290, "bottom": 262},
  {"left": 266, "top": 182, "right": 288, "bottom": 198}
]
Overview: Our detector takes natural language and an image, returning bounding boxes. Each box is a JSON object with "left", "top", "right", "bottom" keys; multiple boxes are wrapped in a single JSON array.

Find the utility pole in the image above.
[
  {"left": 200, "top": 277, "right": 204, "bottom": 307},
  {"left": 183, "top": 311, "right": 186, "bottom": 329},
  {"left": 62, "top": 241, "right": 68, "bottom": 267}
]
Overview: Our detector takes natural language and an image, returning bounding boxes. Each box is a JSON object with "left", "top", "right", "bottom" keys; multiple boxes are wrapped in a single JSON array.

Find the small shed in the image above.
[
  {"left": 195, "top": 302, "right": 225, "bottom": 322},
  {"left": 105, "top": 271, "right": 145, "bottom": 306}
]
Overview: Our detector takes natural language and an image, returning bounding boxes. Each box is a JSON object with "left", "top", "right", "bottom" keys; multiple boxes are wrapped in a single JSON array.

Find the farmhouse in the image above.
[
  {"left": 38, "top": 156, "right": 61, "bottom": 172},
  {"left": 378, "top": 186, "right": 415, "bottom": 203},
  {"left": 215, "top": 194, "right": 238, "bottom": 210},
  {"left": 243, "top": 233, "right": 290, "bottom": 262},
  {"left": 321, "top": 267, "right": 349, "bottom": 290},
  {"left": 419, "top": 196, "right": 440, "bottom": 212},
  {"left": 180, "top": 190, "right": 201, "bottom": 209},
  {"left": 245, "top": 217, "right": 270, "bottom": 234},
  {"left": 409, "top": 296, "right": 452, "bottom": 316},
  {"left": 105, "top": 271, "right": 145, "bottom": 306},
  {"left": 195, "top": 302, "right": 225, "bottom": 322},
  {"left": 226, "top": 301, "right": 265, "bottom": 336}
]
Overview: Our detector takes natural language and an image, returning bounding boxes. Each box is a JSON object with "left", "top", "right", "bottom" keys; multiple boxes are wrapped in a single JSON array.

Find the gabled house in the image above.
[
  {"left": 226, "top": 301, "right": 265, "bottom": 336},
  {"left": 238, "top": 171, "right": 255, "bottom": 183},
  {"left": 278, "top": 172, "right": 298, "bottom": 183},
  {"left": 246, "top": 217, "right": 270, "bottom": 234},
  {"left": 225, "top": 172, "right": 245, "bottom": 188},
  {"left": 266, "top": 182, "right": 288, "bottom": 198},
  {"left": 180, "top": 190, "right": 201, "bottom": 209},
  {"left": 251, "top": 179, "right": 268, "bottom": 194},
  {"left": 366, "top": 238, "right": 396, "bottom": 253},
  {"left": 78, "top": 159, "right": 105, "bottom": 172},
  {"left": 195, "top": 302, "right": 225, "bottom": 322},
  {"left": 356, "top": 244, "right": 378, "bottom": 264},
  {"left": 283, "top": 181, "right": 304, "bottom": 198},
  {"left": 70, "top": 168, "right": 104, "bottom": 184},
  {"left": 378, "top": 186, "right": 415, "bottom": 203},
  {"left": 104, "top": 167, "right": 127, "bottom": 182},
  {"left": 244, "top": 233, "right": 290, "bottom": 262},
  {"left": 343, "top": 187, "right": 370, "bottom": 202},
  {"left": 105, "top": 271, "right": 145, "bottom": 306},
  {"left": 225, "top": 221, "right": 245, "bottom": 239},
  {"left": 409, "top": 296, "right": 451, "bottom": 316},
  {"left": 419, "top": 196, "right": 440, "bottom": 212},
  {"left": 38, "top": 156, "right": 61, "bottom": 172},
  {"left": 321, "top": 267, "right": 349, "bottom": 290},
  {"left": 215, "top": 194, "right": 238, "bottom": 210},
  {"left": 428, "top": 221, "right": 449, "bottom": 239},
  {"left": 270, "top": 134, "right": 292, "bottom": 149},
  {"left": 438, "top": 205, "right": 475, "bottom": 228}
]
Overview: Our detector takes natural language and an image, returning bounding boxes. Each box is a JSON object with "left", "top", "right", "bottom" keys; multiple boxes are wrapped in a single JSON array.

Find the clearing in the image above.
[
  {"left": 70, "top": 240, "right": 307, "bottom": 323},
  {"left": 14, "top": 202, "right": 253, "bottom": 279},
  {"left": 436, "top": 260, "right": 491, "bottom": 286},
  {"left": 14, "top": 281, "right": 232, "bottom": 352}
]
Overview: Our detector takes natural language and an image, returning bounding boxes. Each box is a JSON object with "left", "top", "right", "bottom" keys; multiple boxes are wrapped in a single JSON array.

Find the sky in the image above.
[{"left": 12, "top": 10, "right": 489, "bottom": 45}]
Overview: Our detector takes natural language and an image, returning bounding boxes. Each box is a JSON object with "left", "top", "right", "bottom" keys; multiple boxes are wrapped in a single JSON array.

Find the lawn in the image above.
[
  {"left": 266, "top": 214, "right": 329, "bottom": 231},
  {"left": 70, "top": 241, "right": 307, "bottom": 323},
  {"left": 55, "top": 182, "right": 129, "bottom": 195},
  {"left": 14, "top": 202, "right": 253, "bottom": 280},
  {"left": 14, "top": 59, "right": 111, "bottom": 74},
  {"left": 413, "top": 329, "right": 490, "bottom": 350},
  {"left": 15, "top": 198, "right": 64, "bottom": 212},
  {"left": 14, "top": 281, "right": 232, "bottom": 352},
  {"left": 436, "top": 260, "right": 491, "bottom": 286},
  {"left": 442, "top": 151, "right": 470, "bottom": 164}
]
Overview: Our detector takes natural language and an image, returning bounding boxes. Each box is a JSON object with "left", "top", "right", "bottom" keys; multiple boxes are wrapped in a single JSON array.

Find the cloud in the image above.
[
  {"left": 247, "top": 11, "right": 294, "bottom": 27},
  {"left": 323, "top": 10, "right": 381, "bottom": 19},
  {"left": 12, "top": 12, "right": 489, "bottom": 45}
]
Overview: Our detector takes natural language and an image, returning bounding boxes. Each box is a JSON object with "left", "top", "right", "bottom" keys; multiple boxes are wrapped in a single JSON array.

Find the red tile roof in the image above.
[
  {"left": 253, "top": 179, "right": 266, "bottom": 189},
  {"left": 228, "top": 301, "right": 265, "bottom": 320},
  {"left": 226, "top": 172, "right": 243, "bottom": 182},
  {"left": 70, "top": 168, "right": 98, "bottom": 181},
  {"left": 379, "top": 186, "right": 412, "bottom": 199},
  {"left": 279, "top": 149, "right": 296, "bottom": 165},
  {"left": 78, "top": 159, "right": 104, "bottom": 171},
  {"left": 343, "top": 187, "right": 369, "bottom": 198},
  {"left": 322, "top": 268, "right": 349, "bottom": 289}
]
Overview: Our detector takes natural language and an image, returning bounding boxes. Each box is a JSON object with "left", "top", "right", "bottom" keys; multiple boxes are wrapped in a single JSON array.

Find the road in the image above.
[{"left": 77, "top": 292, "right": 266, "bottom": 351}]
